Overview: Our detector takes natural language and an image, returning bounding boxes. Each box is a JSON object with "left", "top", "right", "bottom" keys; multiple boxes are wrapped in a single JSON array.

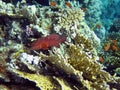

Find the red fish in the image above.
[
  {"left": 65, "top": 1, "right": 72, "bottom": 8},
  {"left": 30, "top": 34, "right": 66, "bottom": 50},
  {"left": 50, "top": 1, "right": 57, "bottom": 7},
  {"left": 99, "top": 56, "right": 104, "bottom": 63},
  {"left": 105, "top": 42, "right": 110, "bottom": 51}
]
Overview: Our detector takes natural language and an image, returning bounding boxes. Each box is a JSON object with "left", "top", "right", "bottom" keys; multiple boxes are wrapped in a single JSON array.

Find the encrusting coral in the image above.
[{"left": 9, "top": 69, "right": 61, "bottom": 90}]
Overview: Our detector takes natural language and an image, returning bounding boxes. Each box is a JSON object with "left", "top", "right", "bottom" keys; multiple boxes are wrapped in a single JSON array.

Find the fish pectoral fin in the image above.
[{"left": 41, "top": 43, "right": 49, "bottom": 50}]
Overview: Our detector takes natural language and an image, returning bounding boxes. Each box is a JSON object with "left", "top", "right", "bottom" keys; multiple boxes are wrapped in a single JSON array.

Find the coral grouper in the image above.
[{"left": 31, "top": 34, "right": 66, "bottom": 50}]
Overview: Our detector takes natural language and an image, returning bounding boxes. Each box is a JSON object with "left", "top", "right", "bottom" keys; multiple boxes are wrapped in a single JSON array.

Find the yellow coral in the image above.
[{"left": 10, "top": 69, "right": 60, "bottom": 90}]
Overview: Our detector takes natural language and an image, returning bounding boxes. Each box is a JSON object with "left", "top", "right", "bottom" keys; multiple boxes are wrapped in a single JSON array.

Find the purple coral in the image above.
[{"left": 25, "top": 25, "right": 34, "bottom": 36}]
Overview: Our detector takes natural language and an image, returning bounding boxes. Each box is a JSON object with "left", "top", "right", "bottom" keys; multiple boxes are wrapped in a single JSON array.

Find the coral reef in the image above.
[
  {"left": 85, "top": 0, "right": 103, "bottom": 29},
  {"left": 53, "top": 8, "right": 85, "bottom": 31},
  {"left": 0, "top": 0, "right": 120, "bottom": 90},
  {"left": 51, "top": 7, "right": 100, "bottom": 48},
  {"left": 109, "top": 18, "right": 120, "bottom": 32},
  {"left": 98, "top": 32, "right": 120, "bottom": 76},
  {"left": 101, "top": 0, "right": 120, "bottom": 31}
]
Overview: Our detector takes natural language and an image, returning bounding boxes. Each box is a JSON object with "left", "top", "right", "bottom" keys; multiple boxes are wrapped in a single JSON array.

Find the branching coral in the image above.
[
  {"left": 65, "top": 34, "right": 114, "bottom": 89},
  {"left": 51, "top": 7, "right": 100, "bottom": 48},
  {"left": 7, "top": 33, "right": 107, "bottom": 89},
  {"left": 98, "top": 32, "right": 120, "bottom": 76},
  {"left": 53, "top": 8, "right": 85, "bottom": 32},
  {"left": 74, "top": 33, "right": 97, "bottom": 59},
  {"left": 36, "top": 34, "right": 114, "bottom": 90}
]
